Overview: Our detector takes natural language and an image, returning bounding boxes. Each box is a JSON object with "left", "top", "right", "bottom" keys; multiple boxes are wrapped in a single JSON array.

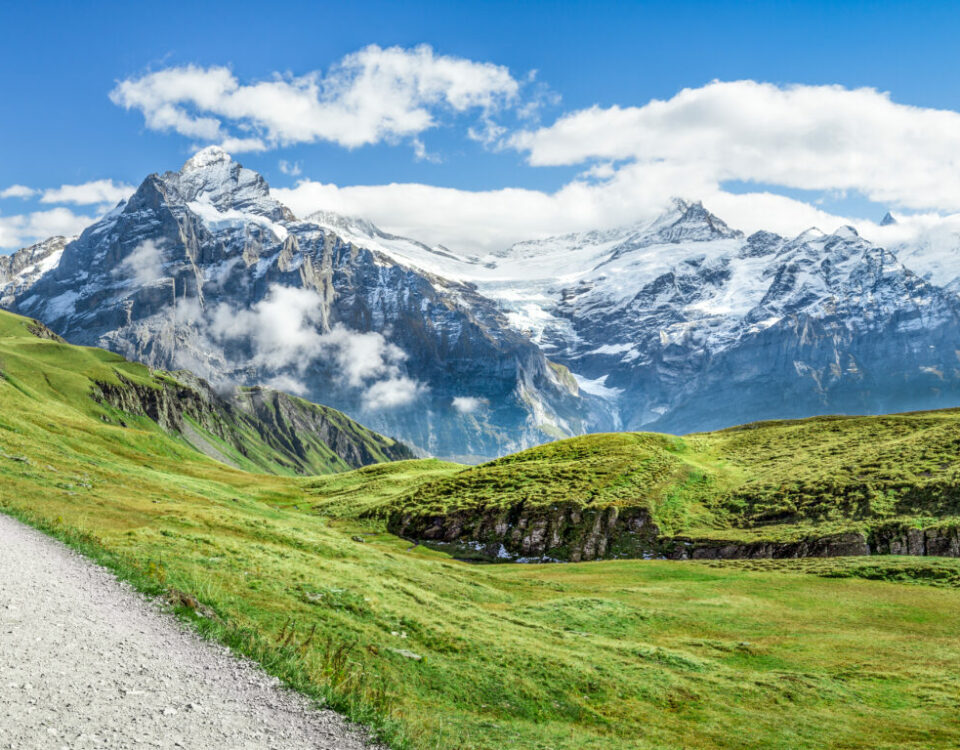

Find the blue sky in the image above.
[{"left": 4, "top": 0, "right": 960, "bottom": 252}]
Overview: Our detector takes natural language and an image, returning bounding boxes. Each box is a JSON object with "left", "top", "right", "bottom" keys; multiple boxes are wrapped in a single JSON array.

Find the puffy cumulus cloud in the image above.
[
  {"left": 41, "top": 179, "right": 135, "bottom": 206},
  {"left": 207, "top": 284, "right": 424, "bottom": 409},
  {"left": 0, "top": 180, "right": 133, "bottom": 249},
  {"left": 452, "top": 396, "right": 486, "bottom": 413},
  {"left": 0, "top": 185, "right": 37, "bottom": 199},
  {"left": 271, "top": 81, "right": 960, "bottom": 253},
  {"left": 110, "top": 45, "right": 521, "bottom": 153},
  {"left": 0, "top": 208, "right": 95, "bottom": 250},
  {"left": 510, "top": 81, "right": 960, "bottom": 214}
]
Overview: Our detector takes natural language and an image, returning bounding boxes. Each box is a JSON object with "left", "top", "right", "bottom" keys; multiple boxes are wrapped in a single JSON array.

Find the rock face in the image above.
[
  {"left": 9, "top": 151, "right": 960, "bottom": 456},
  {"left": 663, "top": 532, "right": 872, "bottom": 560},
  {"left": 92, "top": 369, "right": 414, "bottom": 474},
  {"left": 296, "top": 198, "right": 960, "bottom": 436},
  {"left": 390, "top": 509, "right": 960, "bottom": 563},
  {"left": 10, "top": 148, "right": 603, "bottom": 459},
  {"left": 483, "top": 206, "right": 960, "bottom": 434},
  {"left": 0, "top": 236, "right": 69, "bottom": 307},
  {"left": 387, "top": 503, "right": 660, "bottom": 562},
  {"left": 871, "top": 521, "right": 960, "bottom": 557}
]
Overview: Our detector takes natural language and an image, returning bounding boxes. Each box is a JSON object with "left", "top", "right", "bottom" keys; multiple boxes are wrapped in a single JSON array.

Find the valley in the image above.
[{"left": 2, "top": 306, "right": 960, "bottom": 749}]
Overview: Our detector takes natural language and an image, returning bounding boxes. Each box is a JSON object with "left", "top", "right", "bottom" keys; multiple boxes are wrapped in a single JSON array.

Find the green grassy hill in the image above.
[
  {"left": 380, "top": 414, "right": 960, "bottom": 560},
  {"left": 0, "top": 310, "right": 412, "bottom": 476},
  {"left": 3, "top": 306, "right": 960, "bottom": 749}
]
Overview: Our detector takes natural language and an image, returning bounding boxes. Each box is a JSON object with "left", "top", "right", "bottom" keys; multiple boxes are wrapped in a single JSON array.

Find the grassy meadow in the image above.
[{"left": 2, "top": 308, "right": 960, "bottom": 749}]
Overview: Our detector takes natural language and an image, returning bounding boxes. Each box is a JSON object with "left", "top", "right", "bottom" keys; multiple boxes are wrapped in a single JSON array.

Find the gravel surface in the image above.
[{"left": 0, "top": 513, "right": 380, "bottom": 749}]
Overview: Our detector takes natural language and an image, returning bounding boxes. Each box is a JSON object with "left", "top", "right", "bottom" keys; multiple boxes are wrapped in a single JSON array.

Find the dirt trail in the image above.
[{"left": 0, "top": 513, "right": 379, "bottom": 749}]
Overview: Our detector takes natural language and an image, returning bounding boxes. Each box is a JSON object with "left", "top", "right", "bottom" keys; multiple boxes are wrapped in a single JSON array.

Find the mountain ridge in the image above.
[{"left": 5, "top": 148, "right": 960, "bottom": 456}]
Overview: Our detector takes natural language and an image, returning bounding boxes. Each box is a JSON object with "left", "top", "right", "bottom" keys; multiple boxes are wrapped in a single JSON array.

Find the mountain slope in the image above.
[
  {"left": 9, "top": 152, "right": 960, "bottom": 453},
  {"left": 0, "top": 309, "right": 411, "bottom": 474},
  {"left": 10, "top": 147, "right": 602, "bottom": 459}
]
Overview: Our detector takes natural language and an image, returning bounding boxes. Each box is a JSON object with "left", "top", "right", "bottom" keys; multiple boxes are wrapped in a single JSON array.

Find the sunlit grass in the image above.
[{"left": 3, "top": 308, "right": 960, "bottom": 749}]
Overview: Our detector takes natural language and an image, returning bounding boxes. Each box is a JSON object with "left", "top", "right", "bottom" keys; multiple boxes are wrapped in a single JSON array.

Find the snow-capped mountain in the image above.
[
  {"left": 10, "top": 148, "right": 603, "bottom": 460},
  {"left": 5, "top": 149, "right": 960, "bottom": 455},
  {"left": 0, "top": 236, "right": 70, "bottom": 308},
  {"left": 294, "top": 198, "right": 960, "bottom": 433}
]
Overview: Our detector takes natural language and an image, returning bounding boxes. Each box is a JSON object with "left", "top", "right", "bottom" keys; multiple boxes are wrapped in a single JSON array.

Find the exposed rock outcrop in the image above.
[
  {"left": 388, "top": 503, "right": 660, "bottom": 562},
  {"left": 91, "top": 370, "right": 413, "bottom": 474},
  {"left": 390, "top": 509, "right": 960, "bottom": 563},
  {"left": 662, "top": 532, "right": 871, "bottom": 560}
]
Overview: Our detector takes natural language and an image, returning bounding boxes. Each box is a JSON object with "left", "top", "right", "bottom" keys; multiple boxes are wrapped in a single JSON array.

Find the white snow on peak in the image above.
[
  {"left": 182, "top": 146, "right": 233, "bottom": 173},
  {"left": 573, "top": 373, "right": 624, "bottom": 400},
  {"left": 304, "top": 209, "right": 484, "bottom": 280},
  {"left": 832, "top": 225, "right": 859, "bottom": 240},
  {"left": 188, "top": 194, "right": 289, "bottom": 241}
]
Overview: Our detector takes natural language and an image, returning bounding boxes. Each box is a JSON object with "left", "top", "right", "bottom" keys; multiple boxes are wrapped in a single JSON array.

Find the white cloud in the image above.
[
  {"left": 452, "top": 396, "right": 486, "bottom": 413},
  {"left": 264, "top": 374, "right": 309, "bottom": 396},
  {"left": 321, "top": 325, "right": 408, "bottom": 387},
  {"left": 278, "top": 160, "right": 301, "bottom": 176},
  {"left": 207, "top": 284, "right": 423, "bottom": 409},
  {"left": 270, "top": 160, "right": 787, "bottom": 253},
  {"left": 117, "top": 239, "right": 166, "bottom": 285},
  {"left": 209, "top": 285, "right": 326, "bottom": 368},
  {"left": 268, "top": 80, "right": 960, "bottom": 253},
  {"left": 41, "top": 179, "right": 135, "bottom": 206},
  {"left": 363, "top": 376, "right": 423, "bottom": 410},
  {"left": 0, "top": 185, "right": 37, "bottom": 199},
  {"left": 110, "top": 45, "right": 521, "bottom": 153},
  {"left": 510, "top": 81, "right": 960, "bottom": 214},
  {"left": 0, "top": 208, "right": 95, "bottom": 250}
]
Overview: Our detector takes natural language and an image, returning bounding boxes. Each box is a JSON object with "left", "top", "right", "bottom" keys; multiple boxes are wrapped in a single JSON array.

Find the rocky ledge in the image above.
[
  {"left": 388, "top": 506, "right": 960, "bottom": 563},
  {"left": 387, "top": 503, "right": 660, "bottom": 562}
]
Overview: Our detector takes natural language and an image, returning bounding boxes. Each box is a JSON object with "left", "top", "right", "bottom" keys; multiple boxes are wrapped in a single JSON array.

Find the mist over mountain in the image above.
[{"left": 4, "top": 147, "right": 960, "bottom": 457}]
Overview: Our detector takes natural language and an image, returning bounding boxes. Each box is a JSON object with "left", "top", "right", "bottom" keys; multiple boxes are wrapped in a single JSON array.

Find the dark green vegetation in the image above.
[
  {"left": 3, "top": 307, "right": 960, "bottom": 748},
  {"left": 384, "top": 417, "right": 960, "bottom": 561},
  {"left": 5, "top": 313, "right": 413, "bottom": 476}
]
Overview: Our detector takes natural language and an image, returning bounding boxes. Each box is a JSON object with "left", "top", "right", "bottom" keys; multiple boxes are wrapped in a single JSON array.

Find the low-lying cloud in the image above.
[
  {"left": 117, "top": 239, "right": 167, "bottom": 285},
  {"left": 206, "top": 284, "right": 424, "bottom": 409},
  {"left": 452, "top": 395, "right": 486, "bottom": 413}
]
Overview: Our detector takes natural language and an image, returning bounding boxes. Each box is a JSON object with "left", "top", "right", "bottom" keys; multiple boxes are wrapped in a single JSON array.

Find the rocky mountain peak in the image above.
[
  {"left": 164, "top": 148, "right": 293, "bottom": 222},
  {"left": 657, "top": 200, "right": 744, "bottom": 243},
  {"left": 0, "top": 236, "right": 70, "bottom": 307},
  {"left": 880, "top": 211, "right": 898, "bottom": 227},
  {"left": 181, "top": 145, "right": 234, "bottom": 173}
]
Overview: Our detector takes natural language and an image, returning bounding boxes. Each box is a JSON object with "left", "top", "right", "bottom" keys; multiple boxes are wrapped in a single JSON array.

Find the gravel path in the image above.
[{"left": 0, "top": 513, "right": 380, "bottom": 750}]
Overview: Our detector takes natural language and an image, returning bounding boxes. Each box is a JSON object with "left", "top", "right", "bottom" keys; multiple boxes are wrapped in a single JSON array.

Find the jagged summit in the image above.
[
  {"left": 181, "top": 145, "right": 234, "bottom": 173},
  {"left": 880, "top": 211, "right": 898, "bottom": 226},
  {"left": 831, "top": 225, "right": 859, "bottom": 240},
  {"left": 166, "top": 147, "right": 292, "bottom": 222},
  {"left": 658, "top": 200, "right": 743, "bottom": 243}
]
